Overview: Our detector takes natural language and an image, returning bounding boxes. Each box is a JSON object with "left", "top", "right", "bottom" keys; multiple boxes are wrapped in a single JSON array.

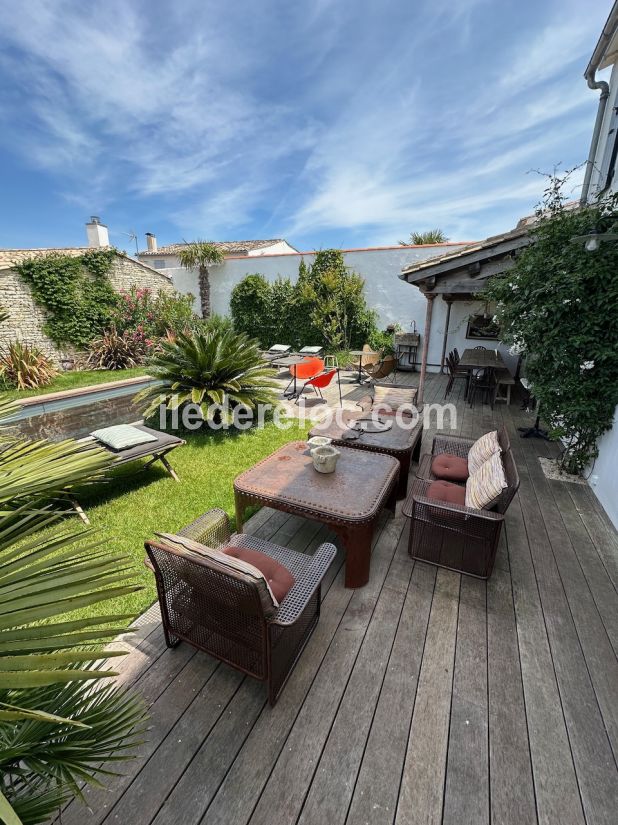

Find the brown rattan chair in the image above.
[
  {"left": 406, "top": 428, "right": 518, "bottom": 578},
  {"left": 145, "top": 508, "right": 336, "bottom": 705},
  {"left": 362, "top": 353, "right": 397, "bottom": 383}
]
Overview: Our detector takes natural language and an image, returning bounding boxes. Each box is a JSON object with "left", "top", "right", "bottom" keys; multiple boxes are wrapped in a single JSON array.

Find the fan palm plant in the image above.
[
  {"left": 0, "top": 397, "right": 146, "bottom": 825},
  {"left": 138, "top": 327, "right": 278, "bottom": 425},
  {"left": 178, "top": 241, "right": 224, "bottom": 318}
]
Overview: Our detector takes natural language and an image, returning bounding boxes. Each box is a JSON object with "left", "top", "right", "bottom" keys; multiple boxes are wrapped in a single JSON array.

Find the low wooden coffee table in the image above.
[
  {"left": 233, "top": 441, "right": 399, "bottom": 588},
  {"left": 309, "top": 411, "right": 423, "bottom": 499}
]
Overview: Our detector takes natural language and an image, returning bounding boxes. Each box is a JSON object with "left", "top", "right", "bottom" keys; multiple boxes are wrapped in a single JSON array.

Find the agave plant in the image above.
[
  {"left": 0, "top": 342, "right": 58, "bottom": 390},
  {"left": 0, "top": 397, "right": 146, "bottom": 825},
  {"left": 138, "top": 327, "right": 278, "bottom": 424}
]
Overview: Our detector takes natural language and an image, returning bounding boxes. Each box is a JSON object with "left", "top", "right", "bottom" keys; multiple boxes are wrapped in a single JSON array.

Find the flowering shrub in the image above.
[
  {"left": 112, "top": 287, "right": 196, "bottom": 346},
  {"left": 485, "top": 181, "right": 618, "bottom": 474}
]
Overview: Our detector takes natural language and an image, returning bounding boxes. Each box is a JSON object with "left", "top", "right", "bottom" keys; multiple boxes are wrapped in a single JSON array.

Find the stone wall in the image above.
[{"left": 0, "top": 254, "right": 173, "bottom": 363}]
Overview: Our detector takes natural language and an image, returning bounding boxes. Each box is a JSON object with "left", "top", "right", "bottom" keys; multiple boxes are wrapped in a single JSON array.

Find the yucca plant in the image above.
[
  {"left": 0, "top": 397, "right": 147, "bottom": 825},
  {"left": 0, "top": 342, "right": 58, "bottom": 390},
  {"left": 138, "top": 327, "right": 278, "bottom": 425}
]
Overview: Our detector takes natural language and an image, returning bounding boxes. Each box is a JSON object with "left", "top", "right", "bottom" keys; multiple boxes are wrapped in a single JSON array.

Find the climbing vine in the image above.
[
  {"left": 484, "top": 176, "right": 618, "bottom": 474},
  {"left": 16, "top": 249, "right": 118, "bottom": 348}
]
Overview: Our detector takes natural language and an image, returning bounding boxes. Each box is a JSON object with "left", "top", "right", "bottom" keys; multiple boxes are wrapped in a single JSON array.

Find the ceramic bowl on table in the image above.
[{"left": 310, "top": 445, "right": 340, "bottom": 474}]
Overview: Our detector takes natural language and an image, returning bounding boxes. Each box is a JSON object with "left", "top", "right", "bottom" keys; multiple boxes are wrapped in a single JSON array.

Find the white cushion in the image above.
[{"left": 91, "top": 425, "right": 158, "bottom": 451}]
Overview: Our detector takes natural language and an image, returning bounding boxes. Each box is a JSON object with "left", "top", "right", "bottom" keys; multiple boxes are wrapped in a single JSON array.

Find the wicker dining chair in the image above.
[
  {"left": 145, "top": 508, "right": 336, "bottom": 705},
  {"left": 405, "top": 438, "right": 519, "bottom": 579},
  {"left": 444, "top": 353, "right": 470, "bottom": 398}
]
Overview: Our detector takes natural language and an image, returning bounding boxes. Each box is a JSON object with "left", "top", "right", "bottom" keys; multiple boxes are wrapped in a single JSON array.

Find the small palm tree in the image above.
[
  {"left": 138, "top": 327, "right": 278, "bottom": 425},
  {"left": 400, "top": 229, "right": 449, "bottom": 245},
  {"left": 177, "top": 241, "right": 224, "bottom": 319},
  {"left": 0, "top": 397, "right": 146, "bottom": 825}
]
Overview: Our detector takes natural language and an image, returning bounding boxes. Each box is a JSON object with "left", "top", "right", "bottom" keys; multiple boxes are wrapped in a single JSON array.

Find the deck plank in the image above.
[{"left": 51, "top": 373, "right": 618, "bottom": 825}]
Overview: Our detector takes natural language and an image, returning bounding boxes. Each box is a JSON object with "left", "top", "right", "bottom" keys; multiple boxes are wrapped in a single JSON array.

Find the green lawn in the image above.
[
  {"left": 62, "top": 419, "right": 310, "bottom": 622},
  {"left": 2, "top": 367, "right": 149, "bottom": 401}
]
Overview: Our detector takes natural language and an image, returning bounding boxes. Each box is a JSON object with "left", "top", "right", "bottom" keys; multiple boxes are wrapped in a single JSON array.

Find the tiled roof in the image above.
[
  {"left": 400, "top": 224, "right": 532, "bottom": 280},
  {"left": 0, "top": 247, "right": 93, "bottom": 269},
  {"left": 0, "top": 247, "right": 168, "bottom": 277},
  {"left": 139, "top": 239, "right": 287, "bottom": 256}
]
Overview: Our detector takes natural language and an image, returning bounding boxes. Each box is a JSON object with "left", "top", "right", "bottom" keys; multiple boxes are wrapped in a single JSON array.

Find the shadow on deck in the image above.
[{"left": 57, "top": 372, "right": 618, "bottom": 825}]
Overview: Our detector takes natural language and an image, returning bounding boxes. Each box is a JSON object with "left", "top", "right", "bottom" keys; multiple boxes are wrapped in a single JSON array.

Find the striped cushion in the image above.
[
  {"left": 154, "top": 532, "right": 279, "bottom": 616},
  {"left": 467, "top": 430, "right": 501, "bottom": 475},
  {"left": 373, "top": 385, "right": 418, "bottom": 412},
  {"left": 465, "top": 453, "right": 507, "bottom": 510}
]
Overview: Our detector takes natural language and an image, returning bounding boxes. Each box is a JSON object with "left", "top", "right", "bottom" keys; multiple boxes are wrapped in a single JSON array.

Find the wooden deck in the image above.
[{"left": 57, "top": 371, "right": 618, "bottom": 825}]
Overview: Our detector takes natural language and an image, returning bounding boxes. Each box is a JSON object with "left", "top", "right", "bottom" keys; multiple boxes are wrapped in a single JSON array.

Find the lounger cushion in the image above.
[
  {"left": 431, "top": 454, "right": 469, "bottom": 482},
  {"left": 426, "top": 480, "right": 467, "bottom": 506},
  {"left": 154, "top": 532, "right": 280, "bottom": 616},
  {"left": 222, "top": 546, "right": 295, "bottom": 603},
  {"left": 372, "top": 385, "right": 418, "bottom": 414},
  {"left": 467, "top": 430, "right": 501, "bottom": 474},
  {"left": 465, "top": 452, "right": 507, "bottom": 510},
  {"left": 91, "top": 424, "right": 158, "bottom": 451}
]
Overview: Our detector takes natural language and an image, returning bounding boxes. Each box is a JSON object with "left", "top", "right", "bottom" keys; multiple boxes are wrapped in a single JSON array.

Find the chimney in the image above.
[
  {"left": 145, "top": 232, "right": 157, "bottom": 253},
  {"left": 85, "top": 216, "right": 110, "bottom": 248}
]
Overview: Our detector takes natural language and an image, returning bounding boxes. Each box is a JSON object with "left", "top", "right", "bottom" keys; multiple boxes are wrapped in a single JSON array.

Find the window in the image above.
[{"left": 153, "top": 259, "right": 166, "bottom": 269}]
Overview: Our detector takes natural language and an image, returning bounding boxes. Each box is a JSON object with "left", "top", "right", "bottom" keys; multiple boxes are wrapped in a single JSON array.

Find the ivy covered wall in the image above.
[{"left": 0, "top": 252, "right": 173, "bottom": 363}]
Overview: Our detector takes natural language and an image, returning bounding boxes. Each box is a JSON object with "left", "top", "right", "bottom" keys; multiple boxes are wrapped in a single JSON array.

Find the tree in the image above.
[
  {"left": 178, "top": 241, "right": 224, "bottom": 318},
  {"left": 399, "top": 229, "right": 449, "bottom": 245},
  {"left": 0, "top": 397, "right": 145, "bottom": 824}
]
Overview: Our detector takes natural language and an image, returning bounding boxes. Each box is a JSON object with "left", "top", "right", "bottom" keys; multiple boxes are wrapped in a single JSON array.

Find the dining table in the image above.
[{"left": 457, "top": 347, "right": 506, "bottom": 370}]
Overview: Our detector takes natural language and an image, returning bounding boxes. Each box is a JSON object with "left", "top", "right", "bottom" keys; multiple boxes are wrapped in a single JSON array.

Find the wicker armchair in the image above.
[
  {"left": 405, "top": 428, "right": 519, "bottom": 578},
  {"left": 145, "top": 508, "right": 336, "bottom": 705},
  {"left": 416, "top": 425, "right": 510, "bottom": 484}
]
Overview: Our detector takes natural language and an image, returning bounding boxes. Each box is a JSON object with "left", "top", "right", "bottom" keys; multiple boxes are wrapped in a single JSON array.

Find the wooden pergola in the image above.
[{"left": 399, "top": 223, "right": 533, "bottom": 403}]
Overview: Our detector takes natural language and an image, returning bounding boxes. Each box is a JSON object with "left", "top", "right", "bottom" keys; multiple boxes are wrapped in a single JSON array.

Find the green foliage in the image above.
[
  {"left": 112, "top": 286, "right": 196, "bottom": 344},
  {"left": 177, "top": 241, "right": 224, "bottom": 270},
  {"left": 138, "top": 327, "right": 278, "bottom": 425},
  {"left": 15, "top": 250, "right": 118, "bottom": 348},
  {"left": 86, "top": 326, "right": 145, "bottom": 370},
  {"left": 0, "top": 399, "right": 146, "bottom": 824},
  {"left": 0, "top": 342, "right": 58, "bottom": 390},
  {"left": 368, "top": 328, "right": 396, "bottom": 355},
  {"left": 484, "top": 183, "right": 618, "bottom": 474},
  {"left": 230, "top": 251, "right": 378, "bottom": 351},
  {"left": 400, "top": 229, "right": 449, "bottom": 245}
]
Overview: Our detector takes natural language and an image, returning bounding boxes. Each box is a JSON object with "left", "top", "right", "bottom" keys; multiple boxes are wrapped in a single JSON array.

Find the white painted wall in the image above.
[{"left": 165, "top": 244, "right": 468, "bottom": 341}]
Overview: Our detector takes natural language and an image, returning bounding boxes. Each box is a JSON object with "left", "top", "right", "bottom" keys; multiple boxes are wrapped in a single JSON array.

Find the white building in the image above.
[{"left": 579, "top": 1, "right": 618, "bottom": 529}]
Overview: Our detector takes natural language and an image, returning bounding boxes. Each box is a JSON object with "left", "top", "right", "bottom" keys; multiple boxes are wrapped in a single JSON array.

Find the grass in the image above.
[
  {"left": 58, "top": 419, "right": 311, "bottom": 622},
  {"left": 1, "top": 367, "right": 149, "bottom": 401}
]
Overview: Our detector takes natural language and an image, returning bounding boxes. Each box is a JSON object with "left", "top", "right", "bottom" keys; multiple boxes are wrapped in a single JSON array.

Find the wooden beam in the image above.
[{"left": 417, "top": 294, "right": 436, "bottom": 406}]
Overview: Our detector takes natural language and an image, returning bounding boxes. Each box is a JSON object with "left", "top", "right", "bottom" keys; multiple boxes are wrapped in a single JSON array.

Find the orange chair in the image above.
[
  {"left": 284, "top": 357, "right": 324, "bottom": 399},
  {"left": 296, "top": 368, "right": 342, "bottom": 405}
]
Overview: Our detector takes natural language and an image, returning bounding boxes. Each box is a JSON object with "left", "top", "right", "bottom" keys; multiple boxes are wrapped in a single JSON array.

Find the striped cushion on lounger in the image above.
[
  {"left": 467, "top": 430, "right": 501, "bottom": 474},
  {"left": 373, "top": 385, "right": 418, "bottom": 413},
  {"left": 465, "top": 452, "right": 507, "bottom": 510},
  {"left": 154, "top": 532, "right": 281, "bottom": 616}
]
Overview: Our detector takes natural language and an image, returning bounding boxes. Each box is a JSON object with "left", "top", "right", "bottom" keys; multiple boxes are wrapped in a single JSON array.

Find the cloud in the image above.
[{"left": 0, "top": 0, "right": 608, "bottom": 247}]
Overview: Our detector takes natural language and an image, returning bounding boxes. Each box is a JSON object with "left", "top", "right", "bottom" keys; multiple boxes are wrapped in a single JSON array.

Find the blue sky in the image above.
[{"left": 0, "top": 0, "right": 611, "bottom": 252}]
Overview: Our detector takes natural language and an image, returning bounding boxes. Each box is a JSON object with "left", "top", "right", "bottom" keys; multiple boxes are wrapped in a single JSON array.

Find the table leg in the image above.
[
  {"left": 333, "top": 521, "right": 375, "bottom": 588},
  {"left": 396, "top": 453, "right": 411, "bottom": 499}
]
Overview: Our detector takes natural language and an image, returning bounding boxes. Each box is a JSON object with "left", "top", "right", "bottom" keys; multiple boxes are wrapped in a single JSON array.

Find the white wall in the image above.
[{"left": 166, "top": 244, "right": 467, "bottom": 335}]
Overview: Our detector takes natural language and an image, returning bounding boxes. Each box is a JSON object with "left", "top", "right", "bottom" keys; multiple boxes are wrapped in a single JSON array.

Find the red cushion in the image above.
[
  {"left": 426, "top": 480, "right": 466, "bottom": 506},
  {"left": 431, "top": 453, "right": 469, "bottom": 482},
  {"left": 222, "top": 546, "right": 295, "bottom": 603}
]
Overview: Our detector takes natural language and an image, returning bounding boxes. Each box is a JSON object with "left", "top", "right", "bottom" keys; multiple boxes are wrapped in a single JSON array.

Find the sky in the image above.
[{"left": 0, "top": 0, "right": 611, "bottom": 252}]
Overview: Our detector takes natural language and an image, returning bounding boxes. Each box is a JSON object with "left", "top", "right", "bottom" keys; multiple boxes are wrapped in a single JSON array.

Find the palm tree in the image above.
[
  {"left": 177, "top": 241, "right": 224, "bottom": 318},
  {"left": 399, "top": 229, "right": 449, "bottom": 245},
  {"left": 0, "top": 397, "right": 146, "bottom": 825},
  {"left": 138, "top": 327, "right": 278, "bottom": 425}
]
